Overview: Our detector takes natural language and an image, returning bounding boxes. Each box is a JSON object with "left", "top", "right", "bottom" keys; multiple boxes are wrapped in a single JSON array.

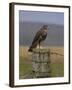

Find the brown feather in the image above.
[{"left": 28, "top": 25, "right": 48, "bottom": 52}]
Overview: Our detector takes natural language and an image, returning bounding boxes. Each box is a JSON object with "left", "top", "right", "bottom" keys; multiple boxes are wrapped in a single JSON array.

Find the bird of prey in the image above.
[{"left": 28, "top": 25, "right": 48, "bottom": 52}]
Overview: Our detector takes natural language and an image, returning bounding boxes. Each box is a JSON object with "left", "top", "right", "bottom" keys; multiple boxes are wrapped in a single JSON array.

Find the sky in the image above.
[{"left": 19, "top": 10, "right": 64, "bottom": 25}]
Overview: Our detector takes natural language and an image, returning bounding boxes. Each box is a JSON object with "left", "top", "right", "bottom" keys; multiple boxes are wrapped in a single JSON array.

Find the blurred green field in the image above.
[
  {"left": 19, "top": 56, "right": 32, "bottom": 78},
  {"left": 19, "top": 46, "right": 64, "bottom": 79}
]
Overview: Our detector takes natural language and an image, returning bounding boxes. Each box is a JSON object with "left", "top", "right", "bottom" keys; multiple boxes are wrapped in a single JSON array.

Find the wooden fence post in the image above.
[{"left": 32, "top": 49, "right": 51, "bottom": 78}]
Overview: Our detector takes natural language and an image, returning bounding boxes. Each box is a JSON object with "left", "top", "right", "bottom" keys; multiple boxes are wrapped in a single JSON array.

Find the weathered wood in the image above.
[{"left": 32, "top": 48, "right": 51, "bottom": 78}]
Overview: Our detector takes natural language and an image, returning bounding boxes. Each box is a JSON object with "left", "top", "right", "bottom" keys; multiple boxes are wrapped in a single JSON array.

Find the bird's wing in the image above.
[{"left": 31, "top": 29, "right": 43, "bottom": 45}]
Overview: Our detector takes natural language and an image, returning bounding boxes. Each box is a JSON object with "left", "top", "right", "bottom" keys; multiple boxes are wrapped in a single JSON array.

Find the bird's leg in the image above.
[
  {"left": 39, "top": 42, "right": 42, "bottom": 49},
  {"left": 39, "top": 42, "right": 41, "bottom": 58},
  {"left": 39, "top": 42, "right": 40, "bottom": 50}
]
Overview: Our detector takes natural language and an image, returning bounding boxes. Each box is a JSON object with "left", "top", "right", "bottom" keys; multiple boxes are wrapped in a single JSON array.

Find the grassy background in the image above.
[{"left": 19, "top": 46, "right": 64, "bottom": 79}]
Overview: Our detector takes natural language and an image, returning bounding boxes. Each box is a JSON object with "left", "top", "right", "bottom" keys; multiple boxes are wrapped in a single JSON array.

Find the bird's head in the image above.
[{"left": 42, "top": 25, "right": 48, "bottom": 30}]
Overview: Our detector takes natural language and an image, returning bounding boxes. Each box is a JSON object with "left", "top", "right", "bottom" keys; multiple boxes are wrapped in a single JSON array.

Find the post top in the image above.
[{"left": 33, "top": 48, "right": 50, "bottom": 53}]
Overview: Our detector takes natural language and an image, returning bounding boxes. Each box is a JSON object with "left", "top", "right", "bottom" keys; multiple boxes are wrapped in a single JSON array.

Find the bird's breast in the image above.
[
  {"left": 42, "top": 30, "right": 47, "bottom": 36},
  {"left": 41, "top": 32, "right": 47, "bottom": 41}
]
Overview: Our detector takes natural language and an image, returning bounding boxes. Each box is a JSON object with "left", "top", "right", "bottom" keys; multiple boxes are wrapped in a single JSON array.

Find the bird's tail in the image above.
[
  {"left": 28, "top": 47, "right": 33, "bottom": 52},
  {"left": 28, "top": 47, "right": 32, "bottom": 52},
  {"left": 28, "top": 44, "right": 37, "bottom": 52},
  {"left": 28, "top": 42, "right": 38, "bottom": 52}
]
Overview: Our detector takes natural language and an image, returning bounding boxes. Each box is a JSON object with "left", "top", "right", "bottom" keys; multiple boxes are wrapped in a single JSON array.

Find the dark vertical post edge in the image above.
[{"left": 9, "top": 3, "right": 14, "bottom": 87}]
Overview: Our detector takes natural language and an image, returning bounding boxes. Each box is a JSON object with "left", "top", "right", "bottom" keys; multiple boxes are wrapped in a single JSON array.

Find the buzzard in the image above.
[{"left": 28, "top": 25, "right": 48, "bottom": 52}]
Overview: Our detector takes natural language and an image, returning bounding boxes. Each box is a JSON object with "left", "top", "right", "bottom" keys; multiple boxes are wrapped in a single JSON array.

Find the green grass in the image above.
[
  {"left": 19, "top": 56, "right": 64, "bottom": 79},
  {"left": 51, "top": 63, "right": 64, "bottom": 77},
  {"left": 19, "top": 57, "right": 32, "bottom": 78}
]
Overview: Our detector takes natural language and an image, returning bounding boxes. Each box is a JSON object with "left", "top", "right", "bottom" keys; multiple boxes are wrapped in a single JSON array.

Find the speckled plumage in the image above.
[{"left": 28, "top": 25, "right": 48, "bottom": 52}]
